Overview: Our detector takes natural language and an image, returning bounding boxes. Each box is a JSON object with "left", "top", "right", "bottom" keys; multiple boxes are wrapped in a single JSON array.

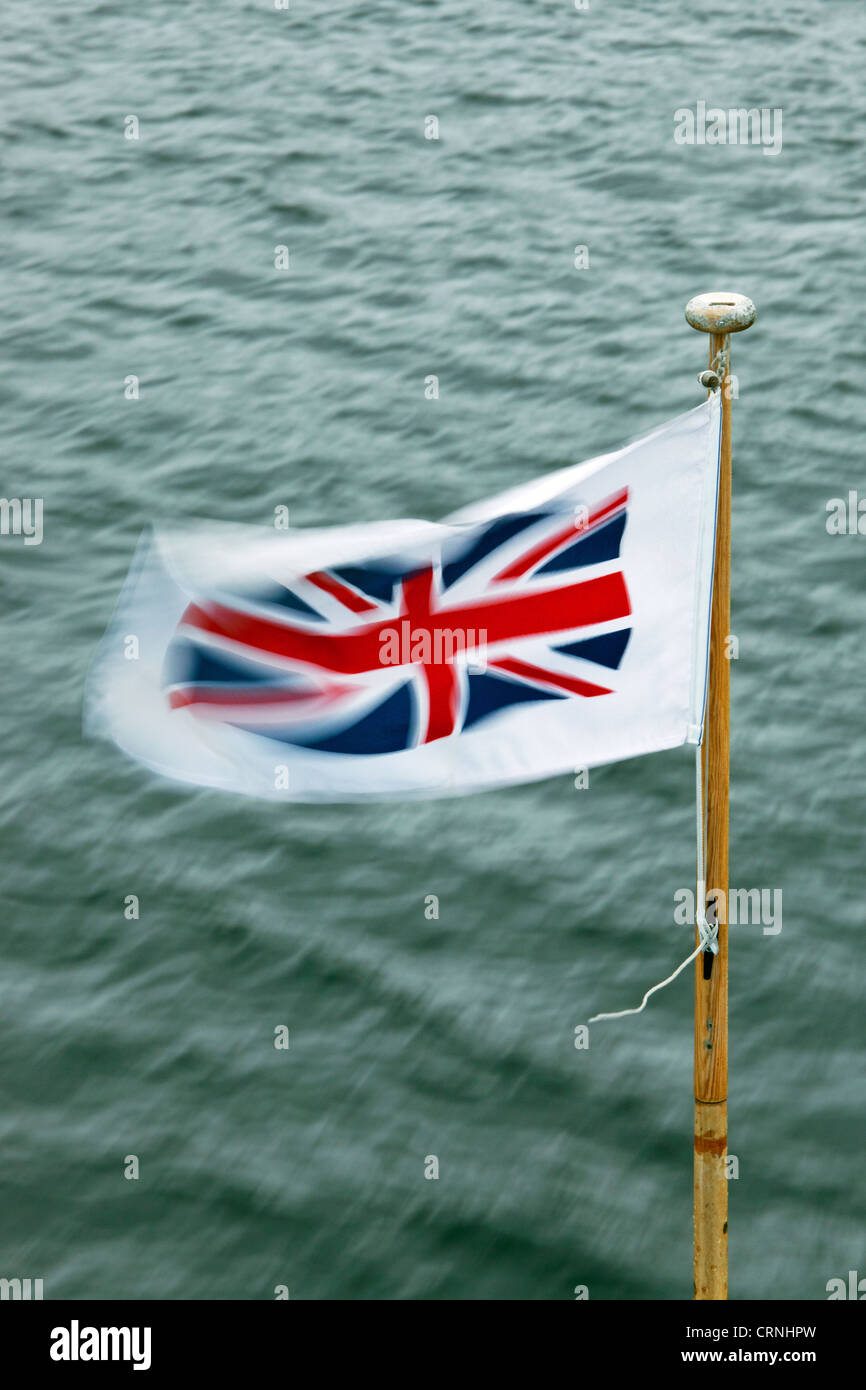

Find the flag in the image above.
[{"left": 85, "top": 396, "right": 721, "bottom": 801}]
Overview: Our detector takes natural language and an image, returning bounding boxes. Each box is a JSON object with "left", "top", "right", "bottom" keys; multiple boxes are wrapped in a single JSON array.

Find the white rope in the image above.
[
  {"left": 589, "top": 744, "right": 715, "bottom": 1025},
  {"left": 695, "top": 741, "right": 718, "bottom": 956},
  {"left": 588, "top": 938, "right": 704, "bottom": 1023}
]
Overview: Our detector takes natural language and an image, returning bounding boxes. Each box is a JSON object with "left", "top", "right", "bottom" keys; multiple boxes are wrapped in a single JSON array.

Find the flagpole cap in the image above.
[{"left": 685, "top": 292, "right": 756, "bottom": 334}]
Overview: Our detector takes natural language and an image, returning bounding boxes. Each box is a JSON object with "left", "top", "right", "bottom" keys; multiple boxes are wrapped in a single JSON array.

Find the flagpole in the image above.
[{"left": 685, "top": 291, "right": 755, "bottom": 1301}]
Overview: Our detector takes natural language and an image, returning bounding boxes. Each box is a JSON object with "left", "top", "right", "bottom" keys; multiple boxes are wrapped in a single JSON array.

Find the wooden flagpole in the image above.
[{"left": 685, "top": 292, "right": 755, "bottom": 1300}]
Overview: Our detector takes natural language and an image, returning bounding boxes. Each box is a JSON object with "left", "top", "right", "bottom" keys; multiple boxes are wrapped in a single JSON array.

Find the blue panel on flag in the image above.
[
  {"left": 463, "top": 670, "right": 566, "bottom": 729},
  {"left": 331, "top": 565, "right": 402, "bottom": 604},
  {"left": 242, "top": 681, "right": 415, "bottom": 755},
  {"left": 236, "top": 583, "right": 324, "bottom": 619},
  {"left": 554, "top": 628, "right": 631, "bottom": 670},
  {"left": 537, "top": 513, "right": 626, "bottom": 574},
  {"left": 442, "top": 513, "right": 543, "bottom": 589},
  {"left": 163, "top": 640, "right": 298, "bottom": 688}
]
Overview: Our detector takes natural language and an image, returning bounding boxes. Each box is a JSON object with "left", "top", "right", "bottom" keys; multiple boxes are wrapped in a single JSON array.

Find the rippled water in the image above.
[{"left": 1, "top": 0, "right": 864, "bottom": 1299}]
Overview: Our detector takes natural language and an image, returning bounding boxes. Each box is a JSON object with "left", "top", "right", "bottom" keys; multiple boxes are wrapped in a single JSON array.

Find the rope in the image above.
[
  {"left": 711, "top": 341, "right": 730, "bottom": 384},
  {"left": 695, "top": 742, "right": 718, "bottom": 956},
  {"left": 588, "top": 745, "right": 715, "bottom": 1025}
]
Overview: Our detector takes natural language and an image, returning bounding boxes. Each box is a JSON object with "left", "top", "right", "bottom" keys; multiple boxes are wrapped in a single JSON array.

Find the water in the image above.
[{"left": 1, "top": 0, "right": 864, "bottom": 1299}]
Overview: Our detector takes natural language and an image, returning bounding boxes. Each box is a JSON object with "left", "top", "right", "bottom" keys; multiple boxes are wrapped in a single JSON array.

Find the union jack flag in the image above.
[{"left": 162, "top": 487, "right": 633, "bottom": 756}]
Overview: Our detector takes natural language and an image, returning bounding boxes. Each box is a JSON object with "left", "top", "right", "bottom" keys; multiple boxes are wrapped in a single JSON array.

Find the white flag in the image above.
[{"left": 85, "top": 397, "right": 721, "bottom": 800}]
